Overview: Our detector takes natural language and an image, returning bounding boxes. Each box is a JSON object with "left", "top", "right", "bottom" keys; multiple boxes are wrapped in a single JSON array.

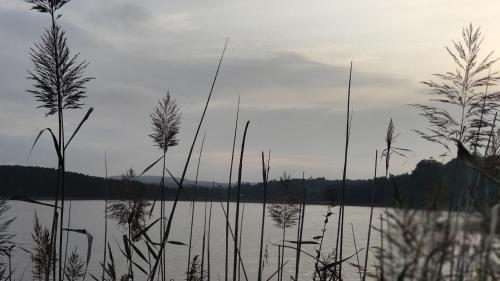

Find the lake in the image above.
[{"left": 5, "top": 200, "right": 383, "bottom": 281}]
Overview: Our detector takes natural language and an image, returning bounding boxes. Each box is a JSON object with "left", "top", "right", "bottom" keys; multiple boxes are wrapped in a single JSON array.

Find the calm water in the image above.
[{"left": 6, "top": 201, "right": 383, "bottom": 281}]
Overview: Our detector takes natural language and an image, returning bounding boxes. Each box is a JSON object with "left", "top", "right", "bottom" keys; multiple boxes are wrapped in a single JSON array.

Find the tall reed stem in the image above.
[
  {"left": 148, "top": 39, "right": 228, "bottom": 281},
  {"left": 208, "top": 184, "right": 214, "bottom": 281},
  {"left": 187, "top": 133, "right": 206, "bottom": 280},
  {"left": 102, "top": 153, "right": 109, "bottom": 281},
  {"left": 233, "top": 121, "right": 250, "bottom": 281},
  {"left": 226, "top": 96, "right": 240, "bottom": 281},
  {"left": 335, "top": 62, "right": 353, "bottom": 278},
  {"left": 294, "top": 174, "right": 306, "bottom": 281},
  {"left": 258, "top": 151, "right": 269, "bottom": 281},
  {"left": 362, "top": 150, "right": 377, "bottom": 281}
]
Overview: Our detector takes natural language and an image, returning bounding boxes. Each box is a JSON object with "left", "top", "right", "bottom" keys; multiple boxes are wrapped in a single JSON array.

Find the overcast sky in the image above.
[{"left": 2, "top": 0, "right": 500, "bottom": 182}]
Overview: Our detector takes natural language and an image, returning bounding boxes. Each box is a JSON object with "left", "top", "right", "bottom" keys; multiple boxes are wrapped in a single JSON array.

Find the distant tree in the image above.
[{"left": 412, "top": 24, "right": 500, "bottom": 153}]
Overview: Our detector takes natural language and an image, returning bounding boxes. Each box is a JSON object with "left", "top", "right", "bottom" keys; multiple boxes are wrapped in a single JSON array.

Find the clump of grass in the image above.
[
  {"left": 107, "top": 168, "right": 150, "bottom": 278},
  {"left": 0, "top": 201, "right": 14, "bottom": 255},
  {"left": 32, "top": 213, "right": 53, "bottom": 281},
  {"left": 187, "top": 255, "right": 202, "bottom": 281},
  {"left": 107, "top": 168, "right": 150, "bottom": 240},
  {"left": 64, "top": 248, "right": 85, "bottom": 281},
  {"left": 267, "top": 172, "right": 300, "bottom": 281}
]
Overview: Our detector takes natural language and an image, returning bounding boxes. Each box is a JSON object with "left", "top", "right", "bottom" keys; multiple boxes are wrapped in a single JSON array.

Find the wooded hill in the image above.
[{"left": 1, "top": 159, "right": 497, "bottom": 208}]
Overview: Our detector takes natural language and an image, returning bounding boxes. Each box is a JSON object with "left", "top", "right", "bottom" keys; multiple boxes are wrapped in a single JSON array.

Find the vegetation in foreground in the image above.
[{"left": 0, "top": 1, "right": 499, "bottom": 280}]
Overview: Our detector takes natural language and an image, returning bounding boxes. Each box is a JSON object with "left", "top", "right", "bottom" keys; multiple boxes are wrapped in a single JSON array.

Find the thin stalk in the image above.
[
  {"left": 484, "top": 112, "right": 497, "bottom": 158},
  {"left": 226, "top": 95, "right": 240, "bottom": 281},
  {"left": 294, "top": 173, "right": 306, "bottom": 281},
  {"left": 45, "top": 11, "right": 62, "bottom": 281},
  {"left": 148, "top": 39, "right": 228, "bottom": 281},
  {"left": 187, "top": 133, "right": 206, "bottom": 281},
  {"left": 232, "top": 121, "right": 250, "bottom": 281},
  {"left": 350, "top": 223, "right": 362, "bottom": 281},
  {"left": 335, "top": 62, "right": 353, "bottom": 278},
  {"left": 63, "top": 199, "right": 72, "bottom": 271},
  {"left": 257, "top": 151, "right": 270, "bottom": 281},
  {"left": 160, "top": 148, "right": 167, "bottom": 281},
  {"left": 7, "top": 248, "right": 12, "bottom": 281},
  {"left": 313, "top": 207, "right": 330, "bottom": 280},
  {"left": 215, "top": 191, "right": 249, "bottom": 281},
  {"left": 51, "top": 10, "right": 65, "bottom": 281},
  {"left": 296, "top": 204, "right": 302, "bottom": 259},
  {"left": 102, "top": 152, "right": 108, "bottom": 281},
  {"left": 102, "top": 152, "right": 109, "bottom": 281},
  {"left": 362, "top": 150, "right": 378, "bottom": 281},
  {"left": 280, "top": 205, "right": 286, "bottom": 281},
  {"left": 237, "top": 203, "right": 245, "bottom": 281},
  {"left": 208, "top": 184, "right": 214, "bottom": 281},
  {"left": 379, "top": 214, "right": 384, "bottom": 280},
  {"left": 277, "top": 245, "right": 281, "bottom": 281},
  {"left": 201, "top": 196, "right": 208, "bottom": 281},
  {"left": 472, "top": 68, "right": 491, "bottom": 154}
]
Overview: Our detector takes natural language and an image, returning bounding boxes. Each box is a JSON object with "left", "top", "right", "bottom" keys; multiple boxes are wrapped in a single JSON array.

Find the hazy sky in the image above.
[{"left": 2, "top": 0, "right": 500, "bottom": 182}]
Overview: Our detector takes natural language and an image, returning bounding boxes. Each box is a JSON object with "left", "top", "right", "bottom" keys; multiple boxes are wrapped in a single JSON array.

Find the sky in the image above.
[{"left": 1, "top": 0, "right": 500, "bottom": 182}]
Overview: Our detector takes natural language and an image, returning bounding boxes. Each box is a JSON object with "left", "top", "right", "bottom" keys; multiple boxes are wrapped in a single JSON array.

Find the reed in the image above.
[
  {"left": 214, "top": 191, "right": 250, "bottom": 281},
  {"left": 201, "top": 194, "right": 208, "bottom": 281},
  {"left": 233, "top": 121, "right": 250, "bottom": 281},
  {"left": 362, "top": 150, "right": 377, "bottom": 281},
  {"left": 294, "top": 172, "right": 306, "bottom": 281},
  {"left": 101, "top": 153, "right": 109, "bottom": 281},
  {"left": 187, "top": 133, "right": 207, "bottom": 281},
  {"left": 149, "top": 90, "right": 181, "bottom": 281},
  {"left": 334, "top": 61, "right": 353, "bottom": 279},
  {"left": 226, "top": 96, "right": 240, "bottom": 281},
  {"left": 64, "top": 248, "right": 85, "bottom": 281},
  {"left": 237, "top": 202, "right": 244, "bottom": 281},
  {"left": 208, "top": 183, "right": 214, "bottom": 281},
  {"left": 257, "top": 151, "right": 270, "bottom": 281},
  {"left": 350, "top": 223, "right": 362, "bottom": 281},
  {"left": 412, "top": 24, "right": 500, "bottom": 151},
  {"left": 148, "top": 39, "right": 228, "bottom": 281},
  {"left": 25, "top": 1, "right": 94, "bottom": 280},
  {"left": 267, "top": 173, "right": 300, "bottom": 281}
]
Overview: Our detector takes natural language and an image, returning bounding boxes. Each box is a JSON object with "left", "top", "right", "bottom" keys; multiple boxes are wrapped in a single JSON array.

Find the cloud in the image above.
[{"left": 0, "top": 0, "right": 473, "bottom": 181}]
